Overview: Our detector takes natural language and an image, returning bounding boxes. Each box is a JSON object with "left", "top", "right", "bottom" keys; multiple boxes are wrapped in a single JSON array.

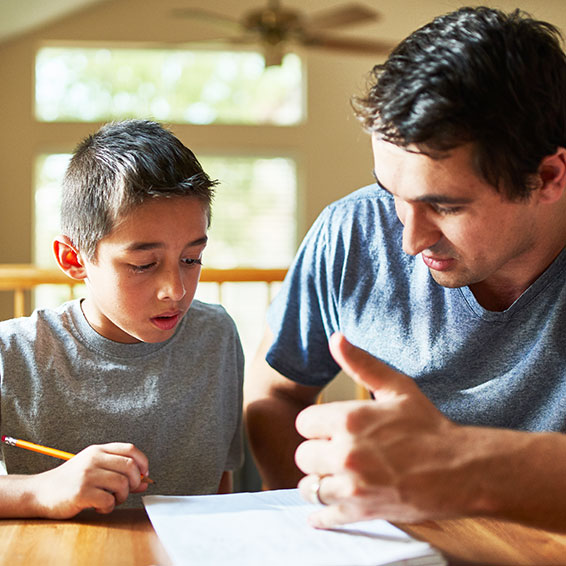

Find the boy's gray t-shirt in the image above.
[
  {"left": 0, "top": 299, "right": 244, "bottom": 507},
  {"left": 267, "top": 184, "right": 566, "bottom": 432}
]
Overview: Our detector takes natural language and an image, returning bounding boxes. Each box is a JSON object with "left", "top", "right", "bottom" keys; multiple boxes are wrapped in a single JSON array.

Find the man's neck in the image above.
[{"left": 469, "top": 244, "right": 565, "bottom": 311}]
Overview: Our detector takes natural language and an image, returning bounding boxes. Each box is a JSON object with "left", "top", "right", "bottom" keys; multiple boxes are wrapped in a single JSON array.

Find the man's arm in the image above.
[
  {"left": 295, "top": 333, "right": 566, "bottom": 532},
  {"left": 217, "top": 471, "right": 233, "bottom": 494},
  {"left": 244, "top": 327, "right": 323, "bottom": 489}
]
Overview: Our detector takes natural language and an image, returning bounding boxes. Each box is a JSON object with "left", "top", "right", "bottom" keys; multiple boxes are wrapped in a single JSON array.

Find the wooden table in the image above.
[
  {"left": 1, "top": 509, "right": 566, "bottom": 565},
  {"left": 401, "top": 518, "right": 566, "bottom": 565},
  {"left": 0, "top": 509, "right": 171, "bottom": 566}
]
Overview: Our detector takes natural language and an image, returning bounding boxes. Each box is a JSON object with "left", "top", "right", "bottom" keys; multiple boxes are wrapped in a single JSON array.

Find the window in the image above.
[{"left": 36, "top": 47, "right": 303, "bottom": 125}]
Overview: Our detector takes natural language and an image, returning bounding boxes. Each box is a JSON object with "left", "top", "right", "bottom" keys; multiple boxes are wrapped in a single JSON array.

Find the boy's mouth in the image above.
[{"left": 151, "top": 312, "right": 182, "bottom": 331}]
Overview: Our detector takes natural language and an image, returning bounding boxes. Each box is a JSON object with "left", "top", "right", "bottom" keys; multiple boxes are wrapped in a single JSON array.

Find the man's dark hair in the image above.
[
  {"left": 61, "top": 119, "right": 217, "bottom": 259},
  {"left": 353, "top": 6, "right": 566, "bottom": 200}
]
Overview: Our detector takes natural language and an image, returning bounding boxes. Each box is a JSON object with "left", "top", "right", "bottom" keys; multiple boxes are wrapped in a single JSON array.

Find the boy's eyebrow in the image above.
[
  {"left": 125, "top": 236, "right": 208, "bottom": 252},
  {"left": 372, "top": 170, "right": 473, "bottom": 205}
]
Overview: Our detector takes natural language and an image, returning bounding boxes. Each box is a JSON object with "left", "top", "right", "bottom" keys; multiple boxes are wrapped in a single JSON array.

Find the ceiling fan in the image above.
[{"left": 172, "top": 0, "right": 394, "bottom": 66}]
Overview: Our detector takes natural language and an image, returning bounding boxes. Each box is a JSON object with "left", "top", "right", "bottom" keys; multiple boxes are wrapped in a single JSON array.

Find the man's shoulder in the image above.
[
  {"left": 314, "top": 184, "right": 400, "bottom": 247},
  {"left": 321, "top": 184, "right": 397, "bottom": 227},
  {"left": 327, "top": 183, "right": 393, "bottom": 209}
]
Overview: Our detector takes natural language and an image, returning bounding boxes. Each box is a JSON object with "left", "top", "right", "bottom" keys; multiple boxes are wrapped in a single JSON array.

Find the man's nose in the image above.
[{"left": 400, "top": 204, "right": 442, "bottom": 256}]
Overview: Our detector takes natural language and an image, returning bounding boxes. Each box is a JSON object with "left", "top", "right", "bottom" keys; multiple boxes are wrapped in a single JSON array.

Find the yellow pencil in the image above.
[{"left": 2, "top": 435, "right": 154, "bottom": 484}]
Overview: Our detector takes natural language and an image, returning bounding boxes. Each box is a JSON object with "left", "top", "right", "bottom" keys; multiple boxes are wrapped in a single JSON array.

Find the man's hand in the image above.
[
  {"left": 295, "top": 332, "right": 466, "bottom": 528},
  {"left": 30, "top": 442, "right": 150, "bottom": 519}
]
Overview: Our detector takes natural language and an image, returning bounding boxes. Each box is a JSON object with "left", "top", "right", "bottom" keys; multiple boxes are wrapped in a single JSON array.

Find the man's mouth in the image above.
[{"left": 421, "top": 254, "right": 455, "bottom": 272}]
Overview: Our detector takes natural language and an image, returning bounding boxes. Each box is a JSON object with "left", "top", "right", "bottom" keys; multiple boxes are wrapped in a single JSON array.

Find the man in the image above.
[{"left": 244, "top": 7, "right": 566, "bottom": 531}]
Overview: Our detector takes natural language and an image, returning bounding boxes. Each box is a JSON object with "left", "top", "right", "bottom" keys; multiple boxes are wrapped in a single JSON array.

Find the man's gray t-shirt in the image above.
[
  {"left": 0, "top": 299, "right": 243, "bottom": 507},
  {"left": 267, "top": 184, "right": 566, "bottom": 431}
]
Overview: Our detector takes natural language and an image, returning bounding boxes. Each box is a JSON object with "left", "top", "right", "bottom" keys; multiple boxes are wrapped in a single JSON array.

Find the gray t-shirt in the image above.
[
  {"left": 0, "top": 299, "right": 244, "bottom": 507},
  {"left": 267, "top": 184, "right": 566, "bottom": 432}
]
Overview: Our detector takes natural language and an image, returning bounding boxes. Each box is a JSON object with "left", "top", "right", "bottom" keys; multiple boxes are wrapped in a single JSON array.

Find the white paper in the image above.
[{"left": 144, "top": 488, "right": 446, "bottom": 566}]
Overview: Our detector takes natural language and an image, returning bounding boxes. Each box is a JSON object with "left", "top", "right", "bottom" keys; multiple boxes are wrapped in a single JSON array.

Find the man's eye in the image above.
[
  {"left": 130, "top": 262, "right": 156, "bottom": 273},
  {"left": 433, "top": 204, "right": 463, "bottom": 215},
  {"left": 182, "top": 258, "right": 203, "bottom": 266}
]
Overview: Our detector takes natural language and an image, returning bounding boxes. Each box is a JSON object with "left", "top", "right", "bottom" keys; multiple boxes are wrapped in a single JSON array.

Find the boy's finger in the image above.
[{"left": 103, "top": 442, "right": 149, "bottom": 470}]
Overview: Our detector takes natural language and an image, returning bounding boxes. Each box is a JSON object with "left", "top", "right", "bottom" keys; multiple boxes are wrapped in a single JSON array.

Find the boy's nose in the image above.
[{"left": 157, "top": 268, "right": 186, "bottom": 301}]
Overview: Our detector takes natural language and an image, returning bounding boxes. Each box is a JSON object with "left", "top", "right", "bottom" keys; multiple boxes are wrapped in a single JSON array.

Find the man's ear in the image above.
[
  {"left": 53, "top": 236, "right": 87, "bottom": 280},
  {"left": 537, "top": 147, "right": 566, "bottom": 204}
]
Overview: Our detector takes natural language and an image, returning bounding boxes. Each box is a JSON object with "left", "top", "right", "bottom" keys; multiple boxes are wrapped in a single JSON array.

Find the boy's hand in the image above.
[{"left": 32, "top": 442, "right": 150, "bottom": 519}]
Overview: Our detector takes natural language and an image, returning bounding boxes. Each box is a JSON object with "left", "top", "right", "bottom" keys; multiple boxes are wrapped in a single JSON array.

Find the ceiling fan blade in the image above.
[
  {"left": 171, "top": 8, "right": 243, "bottom": 32},
  {"left": 302, "top": 3, "right": 379, "bottom": 31},
  {"left": 306, "top": 35, "right": 395, "bottom": 55},
  {"left": 181, "top": 35, "right": 258, "bottom": 46}
]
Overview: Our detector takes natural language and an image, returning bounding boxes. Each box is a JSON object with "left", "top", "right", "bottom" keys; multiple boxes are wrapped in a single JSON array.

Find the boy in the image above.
[{"left": 0, "top": 120, "right": 243, "bottom": 519}]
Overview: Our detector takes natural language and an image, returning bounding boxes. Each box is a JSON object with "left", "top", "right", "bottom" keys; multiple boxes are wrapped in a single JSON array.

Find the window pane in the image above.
[
  {"left": 35, "top": 47, "right": 303, "bottom": 125},
  {"left": 201, "top": 156, "right": 296, "bottom": 268},
  {"left": 34, "top": 153, "right": 71, "bottom": 268},
  {"left": 34, "top": 154, "right": 296, "bottom": 269}
]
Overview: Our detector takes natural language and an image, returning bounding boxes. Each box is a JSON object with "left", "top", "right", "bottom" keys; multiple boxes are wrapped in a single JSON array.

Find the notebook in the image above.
[{"left": 144, "top": 488, "right": 446, "bottom": 566}]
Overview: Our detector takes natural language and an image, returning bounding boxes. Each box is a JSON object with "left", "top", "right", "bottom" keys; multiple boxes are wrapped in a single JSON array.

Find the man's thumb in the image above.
[{"left": 328, "top": 332, "right": 402, "bottom": 394}]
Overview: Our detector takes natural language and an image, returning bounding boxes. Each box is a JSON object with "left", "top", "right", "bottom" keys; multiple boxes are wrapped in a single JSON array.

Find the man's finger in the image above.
[
  {"left": 298, "top": 474, "right": 362, "bottom": 528},
  {"left": 329, "top": 332, "right": 412, "bottom": 395},
  {"left": 296, "top": 400, "right": 362, "bottom": 439},
  {"left": 298, "top": 472, "right": 353, "bottom": 507},
  {"left": 307, "top": 503, "right": 364, "bottom": 529},
  {"left": 295, "top": 438, "right": 347, "bottom": 475}
]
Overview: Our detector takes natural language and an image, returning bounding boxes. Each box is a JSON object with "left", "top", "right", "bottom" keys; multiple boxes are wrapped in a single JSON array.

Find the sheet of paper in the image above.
[{"left": 144, "top": 488, "right": 446, "bottom": 566}]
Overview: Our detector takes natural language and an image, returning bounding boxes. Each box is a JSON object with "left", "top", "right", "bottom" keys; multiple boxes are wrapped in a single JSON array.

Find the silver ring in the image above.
[{"left": 310, "top": 475, "right": 327, "bottom": 506}]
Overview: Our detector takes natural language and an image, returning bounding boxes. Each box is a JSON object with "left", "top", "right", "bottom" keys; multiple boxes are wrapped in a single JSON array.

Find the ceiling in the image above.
[
  {"left": 1, "top": 0, "right": 565, "bottom": 51},
  {"left": 0, "top": 0, "right": 109, "bottom": 44}
]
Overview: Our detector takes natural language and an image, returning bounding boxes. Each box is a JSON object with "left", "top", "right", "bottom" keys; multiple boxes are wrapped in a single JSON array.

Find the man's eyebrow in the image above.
[
  {"left": 125, "top": 236, "right": 208, "bottom": 252},
  {"left": 372, "top": 170, "right": 473, "bottom": 205}
]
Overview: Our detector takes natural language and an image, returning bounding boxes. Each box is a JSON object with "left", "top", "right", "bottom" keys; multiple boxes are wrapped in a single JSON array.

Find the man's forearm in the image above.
[
  {"left": 457, "top": 427, "right": 566, "bottom": 531},
  {"left": 244, "top": 327, "right": 322, "bottom": 490},
  {"left": 245, "top": 393, "right": 307, "bottom": 489}
]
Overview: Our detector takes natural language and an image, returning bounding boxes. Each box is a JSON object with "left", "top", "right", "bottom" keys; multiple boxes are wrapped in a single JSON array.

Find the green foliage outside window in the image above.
[{"left": 36, "top": 47, "right": 303, "bottom": 125}]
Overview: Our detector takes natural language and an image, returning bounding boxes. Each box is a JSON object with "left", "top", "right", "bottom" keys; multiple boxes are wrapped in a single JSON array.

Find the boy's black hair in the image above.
[{"left": 61, "top": 119, "right": 217, "bottom": 259}]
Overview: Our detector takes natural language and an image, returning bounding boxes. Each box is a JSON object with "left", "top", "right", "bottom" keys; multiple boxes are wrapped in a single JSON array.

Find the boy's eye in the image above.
[
  {"left": 130, "top": 262, "right": 156, "bottom": 273},
  {"left": 182, "top": 258, "right": 202, "bottom": 266}
]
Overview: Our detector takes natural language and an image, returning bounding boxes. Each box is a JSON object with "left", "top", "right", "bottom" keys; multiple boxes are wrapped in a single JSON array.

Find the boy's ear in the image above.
[{"left": 53, "top": 236, "right": 87, "bottom": 280}]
